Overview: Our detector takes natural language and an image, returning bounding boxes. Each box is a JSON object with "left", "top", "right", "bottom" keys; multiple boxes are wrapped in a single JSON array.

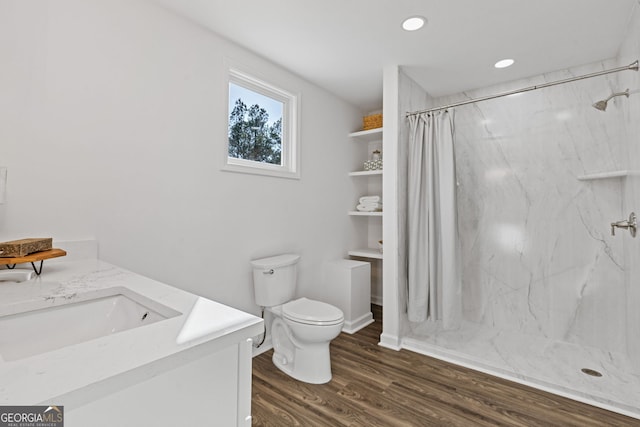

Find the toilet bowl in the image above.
[
  {"left": 251, "top": 254, "right": 345, "bottom": 384},
  {"left": 269, "top": 298, "right": 344, "bottom": 384}
]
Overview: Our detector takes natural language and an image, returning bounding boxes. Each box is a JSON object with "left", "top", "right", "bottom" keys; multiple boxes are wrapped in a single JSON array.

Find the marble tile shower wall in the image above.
[{"left": 435, "top": 61, "right": 632, "bottom": 355}]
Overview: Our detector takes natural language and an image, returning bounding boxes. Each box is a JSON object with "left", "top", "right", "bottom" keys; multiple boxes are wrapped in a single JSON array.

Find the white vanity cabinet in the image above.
[
  {"left": 66, "top": 336, "right": 256, "bottom": 426},
  {"left": 0, "top": 259, "right": 263, "bottom": 427}
]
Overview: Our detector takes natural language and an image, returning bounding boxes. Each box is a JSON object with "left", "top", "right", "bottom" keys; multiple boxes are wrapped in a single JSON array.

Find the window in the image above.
[{"left": 225, "top": 68, "right": 299, "bottom": 179}]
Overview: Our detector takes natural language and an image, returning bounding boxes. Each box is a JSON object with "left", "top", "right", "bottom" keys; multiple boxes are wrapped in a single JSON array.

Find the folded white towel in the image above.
[
  {"left": 359, "top": 195, "right": 381, "bottom": 204},
  {"left": 357, "top": 203, "right": 382, "bottom": 212}
]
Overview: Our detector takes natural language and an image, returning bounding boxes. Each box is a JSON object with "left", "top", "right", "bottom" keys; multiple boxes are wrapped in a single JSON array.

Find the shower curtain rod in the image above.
[{"left": 405, "top": 60, "right": 639, "bottom": 117}]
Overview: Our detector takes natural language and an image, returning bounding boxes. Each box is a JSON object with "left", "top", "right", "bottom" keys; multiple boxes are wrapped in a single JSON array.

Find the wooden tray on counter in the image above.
[{"left": 0, "top": 248, "right": 67, "bottom": 275}]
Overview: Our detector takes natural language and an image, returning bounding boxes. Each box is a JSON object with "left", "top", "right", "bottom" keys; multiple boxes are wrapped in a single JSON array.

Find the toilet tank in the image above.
[{"left": 251, "top": 254, "right": 300, "bottom": 307}]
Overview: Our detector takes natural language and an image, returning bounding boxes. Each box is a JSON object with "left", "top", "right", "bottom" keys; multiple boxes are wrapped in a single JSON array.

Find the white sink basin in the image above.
[{"left": 0, "top": 288, "right": 180, "bottom": 361}]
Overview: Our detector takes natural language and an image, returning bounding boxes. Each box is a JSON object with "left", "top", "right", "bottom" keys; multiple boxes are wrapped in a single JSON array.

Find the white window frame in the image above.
[{"left": 224, "top": 68, "right": 300, "bottom": 179}]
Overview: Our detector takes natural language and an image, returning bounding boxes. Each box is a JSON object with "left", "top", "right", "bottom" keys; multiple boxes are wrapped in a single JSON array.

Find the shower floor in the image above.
[{"left": 402, "top": 320, "right": 640, "bottom": 419}]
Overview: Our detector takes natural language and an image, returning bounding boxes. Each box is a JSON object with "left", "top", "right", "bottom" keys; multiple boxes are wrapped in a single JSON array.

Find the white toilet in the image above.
[{"left": 251, "top": 254, "right": 344, "bottom": 384}]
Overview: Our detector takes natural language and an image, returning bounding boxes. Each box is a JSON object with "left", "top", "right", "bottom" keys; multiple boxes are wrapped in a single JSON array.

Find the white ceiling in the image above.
[{"left": 152, "top": 0, "right": 637, "bottom": 112}]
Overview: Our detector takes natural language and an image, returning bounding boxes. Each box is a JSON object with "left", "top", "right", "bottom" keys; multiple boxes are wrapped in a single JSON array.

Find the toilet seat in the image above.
[{"left": 282, "top": 297, "right": 344, "bottom": 326}]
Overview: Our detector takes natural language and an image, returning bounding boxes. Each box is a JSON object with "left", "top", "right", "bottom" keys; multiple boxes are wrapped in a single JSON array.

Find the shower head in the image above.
[
  {"left": 592, "top": 100, "right": 608, "bottom": 111},
  {"left": 592, "top": 89, "right": 630, "bottom": 111}
]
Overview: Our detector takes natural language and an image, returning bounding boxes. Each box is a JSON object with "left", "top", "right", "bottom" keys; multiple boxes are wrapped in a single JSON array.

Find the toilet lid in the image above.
[{"left": 282, "top": 298, "right": 344, "bottom": 326}]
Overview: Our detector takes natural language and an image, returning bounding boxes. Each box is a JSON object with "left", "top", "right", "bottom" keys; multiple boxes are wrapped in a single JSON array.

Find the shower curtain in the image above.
[{"left": 407, "top": 110, "right": 461, "bottom": 329}]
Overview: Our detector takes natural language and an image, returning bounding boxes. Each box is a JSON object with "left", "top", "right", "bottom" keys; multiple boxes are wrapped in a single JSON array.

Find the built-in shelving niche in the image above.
[{"left": 348, "top": 127, "right": 383, "bottom": 259}]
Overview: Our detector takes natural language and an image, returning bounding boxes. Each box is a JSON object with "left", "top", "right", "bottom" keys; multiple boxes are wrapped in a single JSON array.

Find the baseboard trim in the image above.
[
  {"left": 378, "top": 333, "right": 401, "bottom": 350},
  {"left": 342, "top": 312, "right": 374, "bottom": 334}
]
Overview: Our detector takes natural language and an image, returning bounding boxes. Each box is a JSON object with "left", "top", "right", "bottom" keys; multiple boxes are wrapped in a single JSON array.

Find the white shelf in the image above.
[
  {"left": 348, "top": 211, "right": 383, "bottom": 216},
  {"left": 348, "top": 127, "right": 383, "bottom": 142},
  {"left": 348, "top": 249, "right": 383, "bottom": 260},
  {"left": 577, "top": 170, "right": 639, "bottom": 181},
  {"left": 349, "top": 170, "right": 383, "bottom": 177}
]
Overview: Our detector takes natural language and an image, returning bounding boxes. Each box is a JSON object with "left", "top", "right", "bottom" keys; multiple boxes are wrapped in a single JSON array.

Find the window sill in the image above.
[{"left": 222, "top": 163, "right": 300, "bottom": 180}]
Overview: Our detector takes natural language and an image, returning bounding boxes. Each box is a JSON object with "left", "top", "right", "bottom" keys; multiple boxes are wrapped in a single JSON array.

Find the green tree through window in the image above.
[{"left": 228, "top": 99, "right": 282, "bottom": 165}]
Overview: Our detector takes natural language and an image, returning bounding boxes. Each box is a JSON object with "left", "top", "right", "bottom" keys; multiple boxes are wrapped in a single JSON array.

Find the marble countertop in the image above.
[{"left": 0, "top": 259, "right": 263, "bottom": 406}]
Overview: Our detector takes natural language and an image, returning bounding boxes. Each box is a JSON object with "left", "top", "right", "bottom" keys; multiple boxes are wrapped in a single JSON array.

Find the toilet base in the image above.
[
  {"left": 270, "top": 316, "right": 336, "bottom": 384},
  {"left": 272, "top": 342, "right": 332, "bottom": 384}
]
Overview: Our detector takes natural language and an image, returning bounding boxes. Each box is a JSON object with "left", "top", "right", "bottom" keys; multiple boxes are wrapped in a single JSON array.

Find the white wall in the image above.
[
  {"left": 380, "top": 65, "right": 401, "bottom": 349},
  {"left": 0, "top": 0, "right": 363, "bottom": 314}
]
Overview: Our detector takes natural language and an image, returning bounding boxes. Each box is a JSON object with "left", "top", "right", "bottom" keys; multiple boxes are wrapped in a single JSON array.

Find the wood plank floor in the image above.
[{"left": 251, "top": 306, "right": 639, "bottom": 426}]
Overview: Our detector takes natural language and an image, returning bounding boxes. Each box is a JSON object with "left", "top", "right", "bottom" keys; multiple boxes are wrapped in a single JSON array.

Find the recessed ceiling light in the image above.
[
  {"left": 402, "top": 16, "right": 426, "bottom": 32},
  {"left": 494, "top": 59, "right": 515, "bottom": 69}
]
